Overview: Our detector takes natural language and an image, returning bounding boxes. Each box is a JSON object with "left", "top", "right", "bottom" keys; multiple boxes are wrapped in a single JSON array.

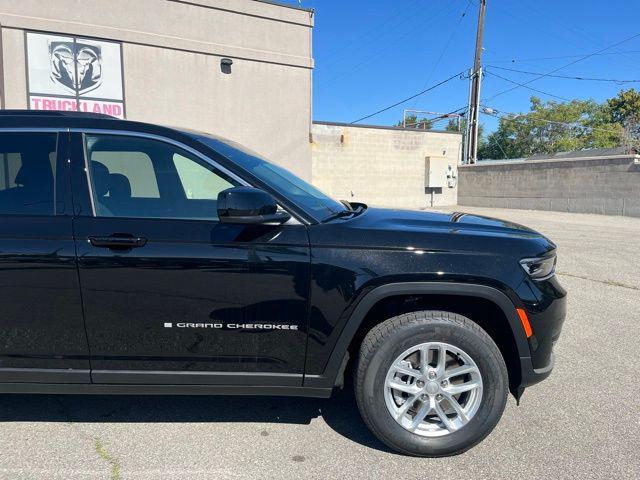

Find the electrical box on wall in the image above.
[{"left": 425, "top": 156, "right": 450, "bottom": 188}]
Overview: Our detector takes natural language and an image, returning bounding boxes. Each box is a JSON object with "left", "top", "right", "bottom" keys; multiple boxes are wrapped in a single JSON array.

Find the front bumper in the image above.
[
  {"left": 520, "top": 351, "right": 555, "bottom": 388},
  {"left": 515, "top": 275, "right": 566, "bottom": 396}
]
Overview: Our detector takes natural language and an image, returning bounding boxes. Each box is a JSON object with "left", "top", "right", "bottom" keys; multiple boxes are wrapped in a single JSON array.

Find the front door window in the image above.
[{"left": 85, "top": 134, "right": 238, "bottom": 220}]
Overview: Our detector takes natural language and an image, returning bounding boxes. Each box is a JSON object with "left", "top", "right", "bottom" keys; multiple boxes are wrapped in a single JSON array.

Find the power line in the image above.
[
  {"left": 447, "top": 105, "right": 469, "bottom": 115},
  {"left": 409, "top": 0, "right": 474, "bottom": 109},
  {"left": 486, "top": 1, "right": 610, "bottom": 64},
  {"left": 488, "top": 132, "right": 508, "bottom": 158},
  {"left": 319, "top": 0, "right": 464, "bottom": 90},
  {"left": 487, "top": 0, "right": 640, "bottom": 73},
  {"left": 417, "top": 105, "right": 469, "bottom": 127},
  {"left": 320, "top": 0, "right": 424, "bottom": 68},
  {"left": 404, "top": 113, "right": 463, "bottom": 129},
  {"left": 404, "top": 117, "right": 453, "bottom": 129},
  {"left": 519, "top": 0, "right": 640, "bottom": 71},
  {"left": 350, "top": 71, "right": 465, "bottom": 124},
  {"left": 487, "top": 65, "right": 640, "bottom": 84},
  {"left": 484, "top": 31, "right": 640, "bottom": 101},
  {"left": 485, "top": 70, "right": 571, "bottom": 101},
  {"left": 485, "top": 50, "right": 640, "bottom": 64},
  {"left": 481, "top": 106, "right": 622, "bottom": 135}
]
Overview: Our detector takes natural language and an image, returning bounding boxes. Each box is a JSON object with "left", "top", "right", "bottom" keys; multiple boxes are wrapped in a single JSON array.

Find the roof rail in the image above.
[{"left": 0, "top": 110, "right": 116, "bottom": 119}]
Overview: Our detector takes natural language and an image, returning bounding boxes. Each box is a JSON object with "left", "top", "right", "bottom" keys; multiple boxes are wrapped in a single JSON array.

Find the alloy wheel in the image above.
[{"left": 383, "top": 342, "right": 483, "bottom": 437}]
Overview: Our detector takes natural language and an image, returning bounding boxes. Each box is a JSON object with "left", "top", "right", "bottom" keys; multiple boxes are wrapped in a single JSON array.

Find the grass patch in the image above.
[{"left": 95, "top": 438, "right": 121, "bottom": 480}]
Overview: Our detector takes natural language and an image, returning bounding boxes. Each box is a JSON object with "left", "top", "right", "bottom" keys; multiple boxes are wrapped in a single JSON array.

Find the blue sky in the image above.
[{"left": 286, "top": 0, "right": 640, "bottom": 133}]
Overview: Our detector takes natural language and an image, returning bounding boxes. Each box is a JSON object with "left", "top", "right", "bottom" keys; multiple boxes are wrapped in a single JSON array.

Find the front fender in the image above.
[{"left": 303, "top": 282, "right": 529, "bottom": 389}]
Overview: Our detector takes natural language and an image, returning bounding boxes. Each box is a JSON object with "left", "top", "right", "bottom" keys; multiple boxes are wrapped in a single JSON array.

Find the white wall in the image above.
[{"left": 311, "top": 123, "right": 462, "bottom": 209}]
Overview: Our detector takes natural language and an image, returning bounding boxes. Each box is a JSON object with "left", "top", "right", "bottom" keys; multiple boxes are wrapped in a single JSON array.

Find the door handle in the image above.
[{"left": 88, "top": 234, "right": 148, "bottom": 249}]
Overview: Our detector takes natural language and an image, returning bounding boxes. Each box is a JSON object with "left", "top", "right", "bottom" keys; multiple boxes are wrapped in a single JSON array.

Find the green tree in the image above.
[
  {"left": 605, "top": 88, "right": 640, "bottom": 150},
  {"left": 606, "top": 88, "right": 640, "bottom": 124},
  {"left": 446, "top": 117, "right": 486, "bottom": 157},
  {"left": 445, "top": 118, "right": 462, "bottom": 132},
  {"left": 397, "top": 114, "right": 432, "bottom": 129},
  {"left": 478, "top": 97, "right": 623, "bottom": 160},
  {"left": 446, "top": 117, "right": 484, "bottom": 136}
]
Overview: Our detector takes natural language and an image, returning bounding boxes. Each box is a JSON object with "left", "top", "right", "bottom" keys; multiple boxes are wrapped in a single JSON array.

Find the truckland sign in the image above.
[{"left": 26, "top": 32, "right": 125, "bottom": 118}]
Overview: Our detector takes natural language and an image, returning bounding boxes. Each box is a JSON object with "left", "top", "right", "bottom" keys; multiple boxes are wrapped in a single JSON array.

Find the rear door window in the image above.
[{"left": 0, "top": 132, "right": 58, "bottom": 216}]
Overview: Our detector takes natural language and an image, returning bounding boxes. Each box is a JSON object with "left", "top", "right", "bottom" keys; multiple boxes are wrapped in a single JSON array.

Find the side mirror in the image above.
[{"left": 217, "top": 186, "right": 291, "bottom": 225}]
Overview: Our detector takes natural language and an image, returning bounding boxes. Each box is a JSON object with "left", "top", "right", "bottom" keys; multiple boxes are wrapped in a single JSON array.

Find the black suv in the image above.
[{"left": 0, "top": 111, "right": 566, "bottom": 456}]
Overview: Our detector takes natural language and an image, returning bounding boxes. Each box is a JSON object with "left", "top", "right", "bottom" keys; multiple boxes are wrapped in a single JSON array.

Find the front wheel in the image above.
[{"left": 355, "top": 310, "right": 508, "bottom": 456}]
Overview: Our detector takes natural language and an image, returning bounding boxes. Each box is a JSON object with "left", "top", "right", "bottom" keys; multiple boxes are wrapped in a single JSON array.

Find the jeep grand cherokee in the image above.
[{"left": 0, "top": 111, "right": 566, "bottom": 456}]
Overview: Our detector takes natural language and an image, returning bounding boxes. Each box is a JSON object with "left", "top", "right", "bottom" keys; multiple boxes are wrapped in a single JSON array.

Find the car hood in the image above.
[
  {"left": 311, "top": 207, "right": 555, "bottom": 256},
  {"left": 364, "top": 208, "right": 536, "bottom": 234}
]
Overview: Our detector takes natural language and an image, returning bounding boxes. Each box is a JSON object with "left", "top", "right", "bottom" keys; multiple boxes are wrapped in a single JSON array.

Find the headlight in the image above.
[{"left": 520, "top": 254, "right": 557, "bottom": 280}]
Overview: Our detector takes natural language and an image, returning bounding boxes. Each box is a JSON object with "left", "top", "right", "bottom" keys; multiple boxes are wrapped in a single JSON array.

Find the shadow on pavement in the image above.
[{"left": 0, "top": 385, "right": 393, "bottom": 453}]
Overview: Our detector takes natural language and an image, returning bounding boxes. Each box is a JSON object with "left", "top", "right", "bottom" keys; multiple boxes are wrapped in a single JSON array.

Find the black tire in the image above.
[{"left": 355, "top": 310, "right": 508, "bottom": 457}]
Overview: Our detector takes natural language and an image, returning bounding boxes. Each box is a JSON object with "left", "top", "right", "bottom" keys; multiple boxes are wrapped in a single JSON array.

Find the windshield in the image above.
[{"left": 194, "top": 134, "right": 347, "bottom": 220}]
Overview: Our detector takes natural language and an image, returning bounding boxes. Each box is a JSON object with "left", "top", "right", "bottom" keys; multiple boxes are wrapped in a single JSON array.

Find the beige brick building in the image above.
[
  {"left": 1, "top": 0, "right": 463, "bottom": 202},
  {"left": 0, "top": 0, "right": 314, "bottom": 179},
  {"left": 311, "top": 122, "right": 463, "bottom": 209}
]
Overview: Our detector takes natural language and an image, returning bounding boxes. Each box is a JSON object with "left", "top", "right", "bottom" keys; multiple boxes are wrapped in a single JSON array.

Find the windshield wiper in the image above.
[
  {"left": 322, "top": 209, "right": 355, "bottom": 222},
  {"left": 322, "top": 204, "right": 366, "bottom": 223},
  {"left": 340, "top": 200, "right": 353, "bottom": 211}
]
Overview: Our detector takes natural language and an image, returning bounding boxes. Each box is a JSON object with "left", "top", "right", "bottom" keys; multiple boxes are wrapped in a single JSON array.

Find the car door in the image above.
[
  {"left": 0, "top": 130, "right": 90, "bottom": 383},
  {"left": 69, "top": 131, "right": 310, "bottom": 386}
]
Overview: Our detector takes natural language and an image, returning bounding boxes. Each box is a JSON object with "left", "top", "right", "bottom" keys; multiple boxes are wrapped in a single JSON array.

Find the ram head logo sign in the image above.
[{"left": 49, "top": 41, "right": 103, "bottom": 95}]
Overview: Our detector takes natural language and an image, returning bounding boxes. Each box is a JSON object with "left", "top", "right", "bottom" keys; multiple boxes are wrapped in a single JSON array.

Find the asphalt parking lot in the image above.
[{"left": 0, "top": 207, "right": 638, "bottom": 480}]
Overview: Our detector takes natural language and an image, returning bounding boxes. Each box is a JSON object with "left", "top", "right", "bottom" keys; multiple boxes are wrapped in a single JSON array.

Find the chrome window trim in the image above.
[
  {"left": 0, "top": 127, "right": 69, "bottom": 132},
  {"left": 81, "top": 133, "right": 97, "bottom": 217},
  {"left": 71, "top": 128, "right": 304, "bottom": 225}
]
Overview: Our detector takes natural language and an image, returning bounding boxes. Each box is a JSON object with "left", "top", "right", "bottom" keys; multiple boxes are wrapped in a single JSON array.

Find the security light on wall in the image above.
[{"left": 221, "top": 58, "right": 233, "bottom": 74}]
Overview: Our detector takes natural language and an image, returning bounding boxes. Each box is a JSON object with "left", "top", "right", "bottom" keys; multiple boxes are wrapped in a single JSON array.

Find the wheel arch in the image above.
[{"left": 304, "top": 282, "right": 530, "bottom": 396}]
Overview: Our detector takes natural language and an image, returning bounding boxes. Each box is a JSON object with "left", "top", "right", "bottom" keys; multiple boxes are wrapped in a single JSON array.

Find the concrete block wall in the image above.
[
  {"left": 311, "top": 122, "right": 462, "bottom": 210},
  {"left": 458, "top": 155, "right": 640, "bottom": 217}
]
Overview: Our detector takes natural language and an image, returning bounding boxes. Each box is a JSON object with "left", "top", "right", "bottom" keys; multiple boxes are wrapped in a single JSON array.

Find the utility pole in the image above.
[{"left": 465, "top": 0, "right": 486, "bottom": 164}]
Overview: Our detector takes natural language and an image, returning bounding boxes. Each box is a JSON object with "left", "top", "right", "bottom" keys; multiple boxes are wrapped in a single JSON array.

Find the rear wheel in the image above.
[{"left": 355, "top": 310, "right": 508, "bottom": 456}]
